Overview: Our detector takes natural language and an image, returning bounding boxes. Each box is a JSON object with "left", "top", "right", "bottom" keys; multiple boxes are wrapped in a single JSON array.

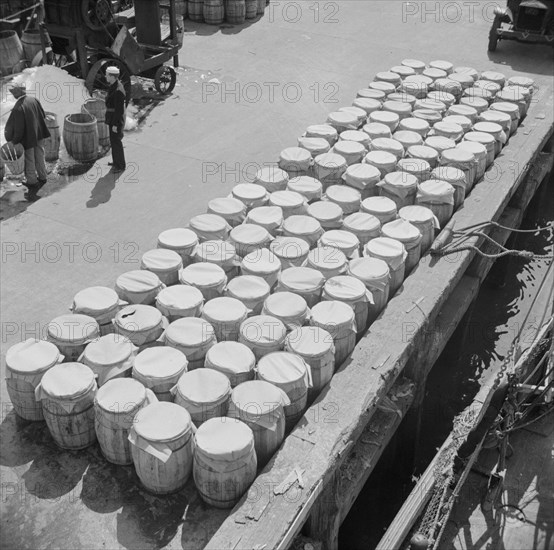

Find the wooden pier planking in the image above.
[{"left": 205, "top": 85, "right": 554, "bottom": 550}]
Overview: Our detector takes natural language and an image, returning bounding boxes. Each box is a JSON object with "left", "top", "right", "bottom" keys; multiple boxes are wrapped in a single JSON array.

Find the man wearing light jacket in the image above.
[{"left": 105, "top": 66, "right": 127, "bottom": 172}]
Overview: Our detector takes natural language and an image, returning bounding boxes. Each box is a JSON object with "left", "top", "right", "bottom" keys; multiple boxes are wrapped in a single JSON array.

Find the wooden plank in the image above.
[{"left": 205, "top": 85, "right": 554, "bottom": 550}]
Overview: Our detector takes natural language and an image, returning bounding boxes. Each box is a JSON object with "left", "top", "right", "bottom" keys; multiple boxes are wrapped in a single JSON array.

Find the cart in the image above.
[
  {"left": 42, "top": 0, "right": 182, "bottom": 100},
  {"left": 488, "top": 0, "right": 554, "bottom": 51}
]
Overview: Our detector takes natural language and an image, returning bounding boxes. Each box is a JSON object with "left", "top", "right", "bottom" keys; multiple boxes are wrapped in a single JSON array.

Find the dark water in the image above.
[{"left": 339, "top": 175, "right": 554, "bottom": 550}]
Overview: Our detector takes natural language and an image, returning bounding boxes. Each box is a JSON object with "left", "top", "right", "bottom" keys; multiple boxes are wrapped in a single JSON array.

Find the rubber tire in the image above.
[{"left": 154, "top": 65, "right": 177, "bottom": 95}]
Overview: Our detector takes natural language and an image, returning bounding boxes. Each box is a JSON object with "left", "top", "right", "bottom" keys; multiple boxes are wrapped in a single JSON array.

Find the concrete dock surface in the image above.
[{"left": 1, "top": 2, "right": 553, "bottom": 549}]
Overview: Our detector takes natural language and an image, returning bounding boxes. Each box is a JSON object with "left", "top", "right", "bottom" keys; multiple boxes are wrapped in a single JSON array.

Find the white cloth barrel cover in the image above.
[
  {"left": 115, "top": 270, "right": 165, "bottom": 305},
  {"left": 276, "top": 266, "right": 325, "bottom": 308},
  {"left": 207, "top": 197, "right": 247, "bottom": 227},
  {"left": 71, "top": 286, "right": 124, "bottom": 334},
  {"left": 113, "top": 304, "right": 167, "bottom": 347},
  {"left": 46, "top": 313, "right": 100, "bottom": 361},
  {"left": 205, "top": 341, "right": 256, "bottom": 387},
  {"left": 189, "top": 213, "right": 231, "bottom": 243},
  {"left": 141, "top": 249, "right": 183, "bottom": 287},
  {"left": 225, "top": 275, "right": 271, "bottom": 316},
  {"left": 262, "top": 291, "right": 310, "bottom": 330},
  {"left": 155, "top": 285, "right": 204, "bottom": 322},
  {"left": 231, "top": 183, "right": 269, "bottom": 209},
  {"left": 287, "top": 176, "right": 323, "bottom": 202},
  {"left": 269, "top": 236, "right": 310, "bottom": 269}
]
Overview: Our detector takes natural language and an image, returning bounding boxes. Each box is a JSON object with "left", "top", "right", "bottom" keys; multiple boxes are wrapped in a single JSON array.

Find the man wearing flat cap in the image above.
[
  {"left": 105, "top": 66, "right": 127, "bottom": 172},
  {"left": 4, "top": 83, "right": 50, "bottom": 189}
]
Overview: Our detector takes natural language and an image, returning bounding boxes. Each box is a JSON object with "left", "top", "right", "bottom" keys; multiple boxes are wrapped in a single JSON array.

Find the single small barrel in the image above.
[
  {"left": 238, "top": 315, "right": 287, "bottom": 361},
  {"left": 71, "top": 286, "right": 122, "bottom": 336},
  {"left": 113, "top": 304, "right": 167, "bottom": 347},
  {"left": 202, "top": 296, "right": 249, "bottom": 342},
  {"left": 205, "top": 341, "right": 256, "bottom": 387},
  {"left": 141, "top": 249, "right": 183, "bottom": 286},
  {"left": 46, "top": 313, "right": 100, "bottom": 361},
  {"left": 225, "top": 275, "right": 271, "bottom": 316},
  {"left": 155, "top": 285, "right": 204, "bottom": 322},
  {"left": 63, "top": 113, "right": 99, "bottom": 162},
  {"left": 115, "top": 270, "right": 164, "bottom": 306}
]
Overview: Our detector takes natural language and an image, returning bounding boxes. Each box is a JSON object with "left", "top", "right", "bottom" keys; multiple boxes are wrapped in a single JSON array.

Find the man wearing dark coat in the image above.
[
  {"left": 4, "top": 83, "right": 50, "bottom": 188},
  {"left": 104, "top": 66, "right": 127, "bottom": 172}
]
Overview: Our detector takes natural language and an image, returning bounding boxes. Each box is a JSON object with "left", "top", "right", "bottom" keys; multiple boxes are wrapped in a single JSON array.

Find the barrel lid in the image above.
[
  {"left": 348, "top": 257, "right": 390, "bottom": 282},
  {"left": 308, "top": 201, "right": 343, "bottom": 223},
  {"left": 6, "top": 339, "right": 61, "bottom": 375},
  {"left": 407, "top": 144, "right": 441, "bottom": 163},
  {"left": 203, "top": 297, "right": 248, "bottom": 323},
  {"left": 369, "top": 81, "right": 396, "bottom": 94},
  {"left": 405, "top": 74, "right": 433, "bottom": 86},
  {"left": 306, "top": 124, "right": 338, "bottom": 140},
  {"left": 232, "top": 183, "right": 268, "bottom": 202},
  {"left": 338, "top": 106, "right": 367, "bottom": 123},
  {"left": 362, "top": 122, "right": 392, "bottom": 140},
  {"left": 424, "top": 136, "right": 456, "bottom": 153},
  {"left": 254, "top": 167, "right": 289, "bottom": 189},
  {"left": 179, "top": 262, "right": 227, "bottom": 287},
  {"left": 433, "top": 121, "right": 463, "bottom": 138},
  {"left": 339, "top": 130, "right": 370, "bottom": 145},
  {"left": 370, "top": 137, "right": 404, "bottom": 158},
  {"left": 480, "top": 70, "right": 506, "bottom": 85},
  {"left": 397, "top": 158, "right": 431, "bottom": 177},
  {"left": 270, "top": 237, "right": 310, "bottom": 260},
  {"left": 456, "top": 141, "right": 487, "bottom": 159},
  {"left": 279, "top": 147, "right": 312, "bottom": 165},
  {"left": 114, "top": 304, "right": 163, "bottom": 332},
  {"left": 269, "top": 190, "right": 305, "bottom": 210},
  {"left": 231, "top": 380, "right": 286, "bottom": 415},
  {"left": 323, "top": 275, "right": 366, "bottom": 301},
  {"left": 116, "top": 270, "right": 162, "bottom": 293},
  {"left": 231, "top": 224, "right": 271, "bottom": 247},
  {"left": 156, "top": 285, "right": 204, "bottom": 310},
  {"left": 475, "top": 80, "right": 503, "bottom": 96},
  {"left": 310, "top": 300, "right": 355, "bottom": 327},
  {"left": 47, "top": 314, "right": 99, "bottom": 344},
  {"left": 383, "top": 171, "right": 418, "bottom": 189},
  {"left": 463, "top": 131, "right": 495, "bottom": 146},
  {"left": 241, "top": 248, "right": 281, "bottom": 275},
  {"left": 388, "top": 92, "right": 417, "bottom": 106},
  {"left": 448, "top": 104, "right": 478, "bottom": 119},
  {"left": 157, "top": 227, "right": 198, "bottom": 250},
  {"left": 165, "top": 317, "right": 215, "bottom": 347},
  {"left": 195, "top": 240, "right": 237, "bottom": 263},
  {"left": 453, "top": 66, "right": 479, "bottom": 80},
  {"left": 423, "top": 67, "right": 447, "bottom": 81},
  {"left": 507, "top": 76, "right": 534, "bottom": 89},
  {"left": 412, "top": 109, "right": 442, "bottom": 123},
  {"left": 239, "top": 315, "right": 287, "bottom": 345},
  {"left": 287, "top": 176, "right": 323, "bottom": 200},
  {"left": 279, "top": 267, "right": 325, "bottom": 292},
  {"left": 382, "top": 100, "right": 412, "bottom": 115},
  {"left": 286, "top": 326, "right": 334, "bottom": 358},
  {"left": 83, "top": 333, "right": 134, "bottom": 367},
  {"left": 449, "top": 73, "right": 474, "bottom": 88},
  {"left": 246, "top": 206, "right": 284, "bottom": 230},
  {"left": 442, "top": 115, "right": 472, "bottom": 131},
  {"left": 427, "top": 91, "right": 456, "bottom": 107},
  {"left": 418, "top": 179, "right": 455, "bottom": 199},
  {"left": 430, "top": 59, "right": 453, "bottom": 73},
  {"left": 433, "top": 78, "right": 462, "bottom": 95},
  {"left": 369, "top": 111, "right": 400, "bottom": 126},
  {"left": 226, "top": 275, "right": 271, "bottom": 301},
  {"left": 399, "top": 81, "right": 429, "bottom": 97},
  {"left": 473, "top": 121, "right": 503, "bottom": 137},
  {"left": 479, "top": 110, "right": 511, "bottom": 127},
  {"left": 490, "top": 101, "right": 520, "bottom": 118},
  {"left": 356, "top": 88, "right": 386, "bottom": 101},
  {"left": 264, "top": 291, "right": 308, "bottom": 319},
  {"left": 96, "top": 378, "right": 146, "bottom": 412},
  {"left": 415, "top": 98, "right": 446, "bottom": 112},
  {"left": 72, "top": 286, "right": 119, "bottom": 315},
  {"left": 392, "top": 130, "right": 423, "bottom": 148},
  {"left": 390, "top": 65, "right": 416, "bottom": 78},
  {"left": 365, "top": 237, "right": 405, "bottom": 260},
  {"left": 207, "top": 197, "right": 247, "bottom": 218},
  {"left": 176, "top": 369, "right": 231, "bottom": 404},
  {"left": 399, "top": 205, "right": 436, "bottom": 224},
  {"left": 343, "top": 212, "right": 381, "bottom": 233},
  {"left": 401, "top": 59, "right": 426, "bottom": 71},
  {"left": 364, "top": 150, "right": 397, "bottom": 169},
  {"left": 308, "top": 246, "right": 347, "bottom": 272},
  {"left": 41, "top": 362, "right": 96, "bottom": 400},
  {"left": 381, "top": 219, "right": 421, "bottom": 244},
  {"left": 320, "top": 229, "right": 360, "bottom": 252},
  {"left": 399, "top": 117, "right": 430, "bottom": 133},
  {"left": 361, "top": 196, "right": 397, "bottom": 215},
  {"left": 194, "top": 417, "right": 254, "bottom": 460},
  {"left": 141, "top": 249, "right": 182, "bottom": 272},
  {"left": 463, "top": 87, "right": 494, "bottom": 101},
  {"left": 257, "top": 352, "right": 308, "bottom": 385},
  {"left": 343, "top": 163, "right": 381, "bottom": 187},
  {"left": 326, "top": 185, "right": 361, "bottom": 208},
  {"left": 431, "top": 166, "right": 466, "bottom": 187},
  {"left": 375, "top": 71, "right": 402, "bottom": 85},
  {"left": 334, "top": 140, "right": 366, "bottom": 157},
  {"left": 441, "top": 148, "right": 475, "bottom": 165},
  {"left": 297, "top": 136, "right": 330, "bottom": 156},
  {"left": 314, "top": 152, "right": 347, "bottom": 169},
  {"left": 134, "top": 402, "right": 191, "bottom": 442},
  {"left": 206, "top": 341, "right": 256, "bottom": 375}
]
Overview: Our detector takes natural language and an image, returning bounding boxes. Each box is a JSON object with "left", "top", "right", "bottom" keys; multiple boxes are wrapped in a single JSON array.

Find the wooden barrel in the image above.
[
  {"left": 310, "top": 301, "right": 356, "bottom": 369},
  {"left": 193, "top": 418, "right": 257, "bottom": 508},
  {"left": 6, "top": 339, "right": 62, "bottom": 421},
  {"left": 63, "top": 113, "right": 99, "bottom": 162},
  {"left": 0, "top": 31, "right": 24, "bottom": 76},
  {"left": 230, "top": 224, "right": 272, "bottom": 259},
  {"left": 307, "top": 246, "right": 348, "bottom": 280},
  {"left": 245, "top": 0, "right": 257, "bottom": 18},
  {"left": 44, "top": 112, "right": 61, "bottom": 161},
  {"left": 81, "top": 333, "right": 136, "bottom": 387},
  {"left": 0, "top": 143, "right": 25, "bottom": 176},
  {"left": 238, "top": 315, "right": 287, "bottom": 361},
  {"left": 94, "top": 378, "right": 157, "bottom": 465},
  {"left": 381, "top": 219, "right": 423, "bottom": 275},
  {"left": 113, "top": 305, "right": 167, "bottom": 347},
  {"left": 307, "top": 201, "right": 344, "bottom": 231},
  {"left": 415, "top": 180, "right": 455, "bottom": 229},
  {"left": 282, "top": 215, "right": 324, "bottom": 248},
  {"left": 46, "top": 313, "right": 100, "bottom": 361},
  {"left": 179, "top": 262, "right": 228, "bottom": 302},
  {"left": 261, "top": 291, "right": 310, "bottom": 331},
  {"left": 269, "top": 237, "right": 310, "bottom": 270},
  {"left": 276, "top": 267, "right": 325, "bottom": 308},
  {"left": 71, "top": 286, "right": 121, "bottom": 336},
  {"left": 398, "top": 205, "right": 438, "bottom": 256},
  {"left": 157, "top": 227, "right": 198, "bottom": 266},
  {"left": 175, "top": 0, "right": 188, "bottom": 16},
  {"left": 36, "top": 363, "right": 98, "bottom": 450},
  {"left": 240, "top": 249, "right": 281, "bottom": 288},
  {"left": 115, "top": 270, "right": 164, "bottom": 305},
  {"left": 188, "top": 0, "right": 204, "bottom": 21},
  {"left": 364, "top": 237, "right": 407, "bottom": 295},
  {"left": 141, "top": 248, "right": 183, "bottom": 286},
  {"left": 226, "top": 0, "right": 246, "bottom": 24},
  {"left": 285, "top": 327, "right": 335, "bottom": 402},
  {"left": 129, "top": 402, "right": 194, "bottom": 494},
  {"left": 227, "top": 380, "right": 287, "bottom": 468},
  {"left": 81, "top": 98, "right": 109, "bottom": 148},
  {"left": 204, "top": 0, "right": 224, "bottom": 24},
  {"left": 225, "top": 275, "right": 270, "bottom": 316},
  {"left": 205, "top": 341, "right": 256, "bottom": 387},
  {"left": 21, "top": 30, "right": 43, "bottom": 64},
  {"left": 155, "top": 285, "right": 204, "bottom": 323},
  {"left": 163, "top": 317, "right": 217, "bottom": 370},
  {"left": 319, "top": 229, "right": 360, "bottom": 259},
  {"left": 207, "top": 197, "right": 247, "bottom": 228},
  {"left": 202, "top": 297, "right": 248, "bottom": 342},
  {"left": 133, "top": 346, "right": 188, "bottom": 401},
  {"left": 194, "top": 240, "right": 239, "bottom": 278},
  {"left": 174, "top": 369, "right": 231, "bottom": 425},
  {"left": 257, "top": 352, "right": 311, "bottom": 431}
]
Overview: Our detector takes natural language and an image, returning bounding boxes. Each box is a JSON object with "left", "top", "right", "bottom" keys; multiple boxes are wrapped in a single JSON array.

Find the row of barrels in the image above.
[
  {"left": 0, "top": 28, "right": 50, "bottom": 76},
  {"left": 187, "top": 0, "right": 266, "bottom": 24},
  {"left": 5, "top": 60, "right": 532, "bottom": 502}
]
